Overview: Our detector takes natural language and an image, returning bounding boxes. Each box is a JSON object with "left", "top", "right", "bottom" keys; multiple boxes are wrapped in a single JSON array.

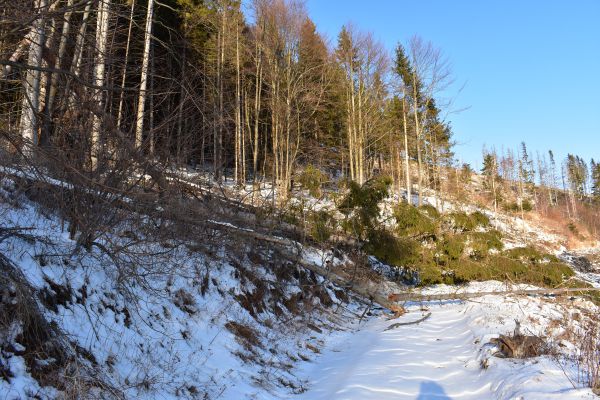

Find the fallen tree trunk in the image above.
[{"left": 386, "top": 287, "right": 600, "bottom": 303}]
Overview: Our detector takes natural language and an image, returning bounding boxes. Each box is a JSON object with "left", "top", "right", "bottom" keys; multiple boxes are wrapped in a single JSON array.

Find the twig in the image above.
[{"left": 384, "top": 312, "right": 432, "bottom": 331}]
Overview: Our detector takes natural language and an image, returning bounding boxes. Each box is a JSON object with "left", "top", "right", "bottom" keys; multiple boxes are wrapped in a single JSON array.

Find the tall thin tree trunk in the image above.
[
  {"left": 412, "top": 77, "right": 423, "bottom": 206},
  {"left": 176, "top": 31, "right": 186, "bottom": 165},
  {"left": 253, "top": 42, "right": 262, "bottom": 181},
  {"left": 135, "top": 0, "right": 154, "bottom": 150},
  {"left": 357, "top": 74, "right": 364, "bottom": 185},
  {"left": 402, "top": 95, "right": 411, "bottom": 204},
  {"left": 45, "top": 0, "right": 73, "bottom": 140},
  {"left": 234, "top": 22, "right": 241, "bottom": 184},
  {"left": 116, "top": 0, "right": 135, "bottom": 130},
  {"left": 91, "top": 0, "right": 110, "bottom": 169},
  {"left": 148, "top": 41, "right": 155, "bottom": 155},
  {"left": 20, "top": 0, "right": 47, "bottom": 153},
  {"left": 71, "top": 2, "right": 92, "bottom": 80}
]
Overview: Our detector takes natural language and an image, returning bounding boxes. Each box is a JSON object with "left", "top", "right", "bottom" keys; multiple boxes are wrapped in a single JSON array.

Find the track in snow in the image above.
[
  {"left": 299, "top": 304, "right": 490, "bottom": 399},
  {"left": 296, "top": 296, "right": 595, "bottom": 400}
]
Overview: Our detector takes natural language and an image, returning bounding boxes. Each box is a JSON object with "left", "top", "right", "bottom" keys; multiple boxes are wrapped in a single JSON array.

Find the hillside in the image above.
[{"left": 1, "top": 160, "right": 600, "bottom": 399}]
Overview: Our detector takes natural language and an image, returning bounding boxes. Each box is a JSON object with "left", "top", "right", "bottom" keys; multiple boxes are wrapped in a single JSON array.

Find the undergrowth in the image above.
[{"left": 341, "top": 185, "right": 574, "bottom": 287}]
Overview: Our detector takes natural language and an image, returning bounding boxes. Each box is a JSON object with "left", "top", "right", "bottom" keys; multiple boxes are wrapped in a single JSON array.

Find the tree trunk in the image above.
[
  {"left": 412, "top": 77, "right": 423, "bottom": 206},
  {"left": 402, "top": 95, "right": 411, "bottom": 204},
  {"left": 91, "top": 0, "right": 110, "bottom": 169},
  {"left": 45, "top": 0, "right": 74, "bottom": 136},
  {"left": 116, "top": 0, "right": 135, "bottom": 130},
  {"left": 135, "top": 0, "right": 154, "bottom": 150},
  {"left": 20, "top": 0, "right": 47, "bottom": 153},
  {"left": 234, "top": 21, "right": 241, "bottom": 184}
]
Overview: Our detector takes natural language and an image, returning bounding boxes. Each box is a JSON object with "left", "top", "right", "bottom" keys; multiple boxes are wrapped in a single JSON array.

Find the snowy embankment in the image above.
[
  {"left": 0, "top": 177, "right": 362, "bottom": 399},
  {"left": 3, "top": 168, "right": 600, "bottom": 399},
  {"left": 297, "top": 281, "right": 598, "bottom": 400}
]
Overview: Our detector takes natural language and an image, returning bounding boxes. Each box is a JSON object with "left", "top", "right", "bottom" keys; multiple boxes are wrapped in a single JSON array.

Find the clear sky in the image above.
[{"left": 302, "top": 0, "right": 600, "bottom": 170}]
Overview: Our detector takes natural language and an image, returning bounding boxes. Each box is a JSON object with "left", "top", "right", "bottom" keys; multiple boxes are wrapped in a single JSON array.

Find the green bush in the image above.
[
  {"left": 446, "top": 211, "right": 476, "bottom": 232},
  {"left": 338, "top": 176, "right": 392, "bottom": 239},
  {"left": 417, "top": 244, "right": 574, "bottom": 287},
  {"left": 540, "top": 262, "right": 575, "bottom": 285},
  {"left": 281, "top": 202, "right": 303, "bottom": 226},
  {"left": 419, "top": 204, "right": 441, "bottom": 219},
  {"left": 365, "top": 229, "right": 420, "bottom": 268},
  {"left": 437, "top": 235, "right": 465, "bottom": 263},
  {"left": 503, "top": 202, "right": 520, "bottom": 212},
  {"left": 309, "top": 210, "right": 334, "bottom": 243},
  {"left": 417, "top": 258, "right": 444, "bottom": 285},
  {"left": 521, "top": 200, "right": 533, "bottom": 212},
  {"left": 480, "top": 255, "right": 573, "bottom": 287},
  {"left": 393, "top": 202, "right": 437, "bottom": 239},
  {"left": 505, "top": 246, "right": 558, "bottom": 264},
  {"left": 298, "top": 165, "right": 327, "bottom": 198},
  {"left": 567, "top": 222, "right": 579, "bottom": 235},
  {"left": 470, "top": 211, "right": 490, "bottom": 228},
  {"left": 503, "top": 200, "right": 533, "bottom": 213},
  {"left": 468, "top": 230, "right": 504, "bottom": 260},
  {"left": 450, "top": 259, "right": 494, "bottom": 283},
  {"left": 445, "top": 211, "right": 491, "bottom": 232}
]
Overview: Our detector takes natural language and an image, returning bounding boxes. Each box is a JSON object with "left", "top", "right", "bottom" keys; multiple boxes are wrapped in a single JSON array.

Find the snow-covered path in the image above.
[
  {"left": 299, "top": 304, "right": 490, "bottom": 399},
  {"left": 297, "top": 292, "right": 596, "bottom": 400}
]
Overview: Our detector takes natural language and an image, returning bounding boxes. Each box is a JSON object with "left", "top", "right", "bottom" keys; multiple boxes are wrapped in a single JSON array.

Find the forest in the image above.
[{"left": 1, "top": 0, "right": 599, "bottom": 215}]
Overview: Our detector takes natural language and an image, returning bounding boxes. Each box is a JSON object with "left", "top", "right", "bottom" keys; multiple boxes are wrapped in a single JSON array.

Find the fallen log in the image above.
[{"left": 386, "top": 287, "right": 600, "bottom": 303}]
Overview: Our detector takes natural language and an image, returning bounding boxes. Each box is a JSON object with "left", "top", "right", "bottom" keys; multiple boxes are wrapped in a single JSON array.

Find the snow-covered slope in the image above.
[
  {"left": 3, "top": 171, "right": 600, "bottom": 399},
  {"left": 0, "top": 177, "right": 361, "bottom": 399}
]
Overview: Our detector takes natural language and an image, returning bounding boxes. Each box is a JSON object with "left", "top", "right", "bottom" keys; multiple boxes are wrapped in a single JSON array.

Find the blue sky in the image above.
[{"left": 301, "top": 0, "right": 600, "bottom": 170}]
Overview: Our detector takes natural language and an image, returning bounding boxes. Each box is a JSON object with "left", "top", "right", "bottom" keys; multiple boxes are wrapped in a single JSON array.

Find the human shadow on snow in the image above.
[{"left": 416, "top": 381, "right": 453, "bottom": 400}]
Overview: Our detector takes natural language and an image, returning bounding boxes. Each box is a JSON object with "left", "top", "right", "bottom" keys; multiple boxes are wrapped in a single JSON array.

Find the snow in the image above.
[
  {"left": 2, "top": 170, "right": 600, "bottom": 399},
  {"left": 0, "top": 178, "right": 360, "bottom": 399},
  {"left": 297, "top": 282, "right": 598, "bottom": 399}
]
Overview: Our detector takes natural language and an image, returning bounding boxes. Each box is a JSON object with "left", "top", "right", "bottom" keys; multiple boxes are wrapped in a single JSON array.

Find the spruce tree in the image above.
[{"left": 591, "top": 159, "right": 600, "bottom": 202}]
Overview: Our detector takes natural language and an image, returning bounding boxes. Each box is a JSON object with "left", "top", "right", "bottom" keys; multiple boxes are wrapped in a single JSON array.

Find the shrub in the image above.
[
  {"left": 445, "top": 211, "right": 491, "bottom": 232},
  {"left": 338, "top": 176, "right": 392, "bottom": 239},
  {"left": 521, "top": 200, "right": 533, "bottom": 212},
  {"left": 446, "top": 212, "right": 472, "bottom": 231},
  {"left": 298, "top": 165, "right": 327, "bottom": 198},
  {"left": 437, "top": 235, "right": 465, "bottom": 263},
  {"left": 468, "top": 230, "right": 504, "bottom": 260},
  {"left": 483, "top": 255, "right": 573, "bottom": 286},
  {"left": 568, "top": 222, "right": 579, "bottom": 235},
  {"left": 503, "top": 200, "right": 533, "bottom": 213},
  {"left": 450, "top": 259, "right": 494, "bottom": 283},
  {"left": 281, "top": 201, "right": 304, "bottom": 226},
  {"left": 503, "top": 202, "right": 520, "bottom": 212},
  {"left": 446, "top": 211, "right": 475, "bottom": 232},
  {"left": 470, "top": 211, "right": 490, "bottom": 228},
  {"left": 541, "top": 262, "right": 575, "bottom": 285},
  {"left": 393, "top": 202, "right": 437, "bottom": 239},
  {"left": 417, "top": 258, "right": 444, "bottom": 285},
  {"left": 365, "top": 229, "right": 421, "bottom": 268},
  {"left": 419, "top": 204, "right": 440, "bottom": 219},
  {"left": 309, "top": 210, "right": 334, "bottom": 243},
  {"left": 505, "top": 246, "right": 558, "bottom": 264}
]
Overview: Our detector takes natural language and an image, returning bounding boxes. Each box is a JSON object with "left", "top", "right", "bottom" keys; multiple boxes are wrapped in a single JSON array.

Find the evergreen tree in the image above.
[
  {"left": 566, "top": 154, "right": 589, "bottom": 198},
  {"left": 481, "top": 151, "right": 500, "bottom": 211},
  {"left": 591, "top": 159, "right": 600, "bottom": 202}
]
